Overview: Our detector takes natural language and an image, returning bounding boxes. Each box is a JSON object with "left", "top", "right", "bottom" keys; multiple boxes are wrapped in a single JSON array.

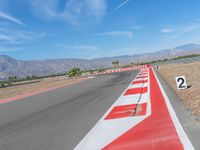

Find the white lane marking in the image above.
[
  {"left": 128, "top": 82, "right": 148, "bottom": 88},
  {"left": 115, "top": 93, "right": 148, "bottom": 106},
  {"left": 116, "top": 94, "right": 140, "bottom": 105},
  {"left": 132, "top": 77, "right": 148, "bottom": 82},
  {"left": 75, "top": 116, "right": 149, "bottom": 150},
  {"left": 153, "top": 69, "right": 194, "bottom": 150}
]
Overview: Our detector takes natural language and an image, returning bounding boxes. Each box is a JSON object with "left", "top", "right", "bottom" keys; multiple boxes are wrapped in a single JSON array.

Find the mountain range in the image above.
[{"left": 1, "top": 43, "right": 200, "bottom": 80}]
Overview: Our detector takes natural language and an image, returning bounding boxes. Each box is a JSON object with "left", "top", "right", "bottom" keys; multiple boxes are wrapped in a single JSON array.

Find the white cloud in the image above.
[
  {"left": 161, "top": 23, "right": 200, "bottom": 36},
  {"left": 0, "top": 33, "right": 15, "bottom": 41},
  {"left": 28, "top": 0, "right": 106, "bottom": 24},
  {"left": 0, "top": 25, "right": 46, "bottom": 44},
  {"left": 161, "top": 28, "right": 176, "bottom": 33},
  {"left": 181, "top": 23, "right": 200, "bottom": 33},
  {"left": 158, "top": 23, "right": 200, "bottom": 49},
  {"left": 29, "top": 0, "right": 58, "bottom": 20},
  {"left": 57, "top": 44, "right": 99, "bottom": 51},
  {"left": 96, "top": 31, "right": 133, "bottom": 38},
  {"left": 112, "top": 0, "right": 131, "bottom": 12},
  {"left": 0, "top": 10, "right": 46, "bottom": 50},
  {"left": 0, "top": 9, "right": 46, "bottom": 51},
  {"left": 0, "top": 11, "right": 25, "bottom": 26},
  {"left": 0, "top": 46, "right": 22, "bottom": 52}
]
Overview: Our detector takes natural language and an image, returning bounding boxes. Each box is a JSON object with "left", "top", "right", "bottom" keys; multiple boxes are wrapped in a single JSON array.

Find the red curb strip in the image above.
[
  {"left": 105, "top": 103, "right": 147, "bottom": 120},
  {"left": 103, "top": 68, "right": 194, "bottom": 150},
  {"left": 132, "top": 79, "right": 148, "bottom": 84},
  {"left": 124, "top": 87, "right": 148, "bottom": 96},
  {"left": 75, "top": 66, "right": 151, "bottom": 149},
  {"left": 98, "top": 65, "right": 150, "bottom": 75},
  {"left": 136, "top": 75, "right": 148, "bottom": 79},
  {"left": 75, "top": 65, "right": 193, "bottom": 150}
]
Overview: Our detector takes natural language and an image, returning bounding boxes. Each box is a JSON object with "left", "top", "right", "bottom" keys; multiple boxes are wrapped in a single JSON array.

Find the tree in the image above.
[
  {"left": 98, "top": 68, "right": 106, "bottom": 73},
  {"left": 8, "top": 77, "right": 13, "bottom": 82},
  {"left": 0, "top": 82, "right": 5, "bottom": 88},
  {"left": 68, "top": 68, "right": 81, "bottom": 77},
  {"left": 14, "top": 76, "right": 17, "bottom": 81},
  {"left": 112, "top": 61, "right": 119, "bottom": 68},
  {"left": 8, "top": 76, "right": 17, "bottom": 82},
  {"left": 26, "top": 76, "right": 31, "bottom": 80},
  {"left": 89, "top": 70, "right": 94, "bottom": 74},
  {"left": 116, "top": 61, "right": 119, "bottom": 66},
  {"left": 131, "top": 62, "right": 135, "bottom": 66},
  {"left": 32, "top": 75, "right": 37, "bottom": 79}
]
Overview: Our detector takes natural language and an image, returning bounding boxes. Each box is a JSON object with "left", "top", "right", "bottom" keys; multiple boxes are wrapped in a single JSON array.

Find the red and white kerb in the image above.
[
  {"left": 75, "top": 66, "right": 194, "bottom": 150},
  {"left": 98, "top": 64, "right": 149, "bottom": 75}
]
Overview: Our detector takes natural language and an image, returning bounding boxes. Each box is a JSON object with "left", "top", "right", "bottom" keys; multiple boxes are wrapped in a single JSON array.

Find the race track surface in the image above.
[{"left": 0, "top": 71, "right": 138, "bottom": 150}]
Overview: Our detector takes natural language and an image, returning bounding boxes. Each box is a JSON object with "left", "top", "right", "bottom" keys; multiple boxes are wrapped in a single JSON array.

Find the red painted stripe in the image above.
[
  {"left": 105, "top": 104, "right": 136, "bottom": 120},
  {"left": 124, "top": 87, "right": 148, "bottom": 96},
  {"left": 146, "top": 64, "right": 150, "bottom": 67},
  {"left": 139, "top": 72, "right": 148, "bottom": 75},
  {"left": 132, "top": 79, "right": 148, "bottom": 84},
  {"left": 138, "top": 73, "right": 148, "bottom": 76},
  {"left": 105, "top": 103, "right": 147, "bottom": 120},
  {"left": 136, "top": 75, "right": 148, "bottom": 79},
  {"left": 139, "top": 71, "right": 148, "bottom": 73},
  {"left": 103, "top": 68, "right": 183, "bottom": 150}
]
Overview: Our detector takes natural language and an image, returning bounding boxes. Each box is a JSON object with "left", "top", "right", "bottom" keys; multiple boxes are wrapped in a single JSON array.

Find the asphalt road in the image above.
[{"left": 0, "top": 71, "right": 138, "bottom": 150}]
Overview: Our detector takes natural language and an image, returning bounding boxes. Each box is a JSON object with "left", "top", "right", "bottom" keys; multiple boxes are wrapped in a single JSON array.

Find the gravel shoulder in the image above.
[
  {"left": 0, "top": 76, "right": 87, "bottom": 100},
  {"left": 158, "top": 62, "right": 200, "bottom": 115}
]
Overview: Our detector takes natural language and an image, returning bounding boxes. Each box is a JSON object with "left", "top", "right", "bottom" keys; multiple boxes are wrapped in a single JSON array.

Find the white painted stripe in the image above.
[
  {"left": 115, "top": 93, "right": 148, "bottom": 106},
  {"left": 153, "top": 69, "right": 194, "bottom": 150},
  {"left": 135, "top": 74, "right": 149, "bottom": 78},
  {"left": 128, "top": 82, "right": 148, "bottom": 88},
  {"left": 132, "top": 77, "right": 148, "bottom": 82},
  {"left": 75, "top": 116, "right": 149, "bottom": 150},
  {"left": 116, "top": 94, "right": 141, "bottom": 105}
]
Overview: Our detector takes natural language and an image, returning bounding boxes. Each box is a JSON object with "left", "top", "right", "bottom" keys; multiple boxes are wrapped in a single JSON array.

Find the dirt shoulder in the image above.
[
  {"left": 158, "top": 62, "right": 200, "bottom": 115},
  {"left": 0, "top": 76, "right": 88, "bottom": 100}
]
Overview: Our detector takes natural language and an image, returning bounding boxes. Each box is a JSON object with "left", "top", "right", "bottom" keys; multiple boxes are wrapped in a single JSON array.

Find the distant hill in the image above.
[
  {"left": 174, "top": 43, "right": 200, "bottom": 50},
  {"left": 0, "top": 56, "right": 108, "bottom": 80},
  {"left": 1, "top": 43, "right": 200, "bottom": 80}
]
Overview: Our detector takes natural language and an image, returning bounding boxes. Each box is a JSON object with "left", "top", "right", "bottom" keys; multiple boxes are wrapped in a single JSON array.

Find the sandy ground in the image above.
[
  {"left": 158, "top": 62, "right": 200, "bottom": 115},
  {"left": 0, "top": 76, "right": 87, "bottom": 100}
]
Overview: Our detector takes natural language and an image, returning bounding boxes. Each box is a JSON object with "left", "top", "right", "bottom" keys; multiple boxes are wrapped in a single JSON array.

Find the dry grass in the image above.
[
  {"left": 0, "top": 76, "right": 87, "bottom": 100},
  {"left": 159, "top": 62, "right": 200, "bottom": 115}
]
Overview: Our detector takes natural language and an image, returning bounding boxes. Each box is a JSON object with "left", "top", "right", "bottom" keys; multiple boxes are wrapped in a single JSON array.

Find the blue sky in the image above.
[{"left": 1, "top": 0, "right": 200, "bottom": 60}]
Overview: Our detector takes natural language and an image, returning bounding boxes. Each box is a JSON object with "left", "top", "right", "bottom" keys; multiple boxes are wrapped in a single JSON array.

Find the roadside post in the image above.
[{"left": 156, "top": 65, "right": 160, "bottom": 70}]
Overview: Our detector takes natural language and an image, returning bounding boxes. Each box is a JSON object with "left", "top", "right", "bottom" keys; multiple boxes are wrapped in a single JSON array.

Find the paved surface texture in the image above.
[
  {"left": 155, "top": 70, "right": 200, "bottom": 150},
  {"left": 0, "top": 71, "right": 138, "bottom": 150}
]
